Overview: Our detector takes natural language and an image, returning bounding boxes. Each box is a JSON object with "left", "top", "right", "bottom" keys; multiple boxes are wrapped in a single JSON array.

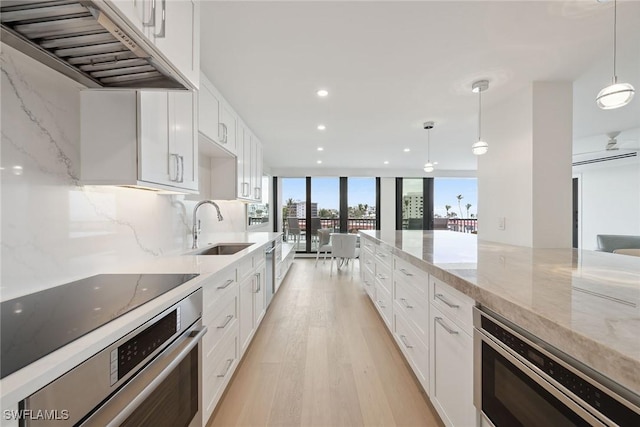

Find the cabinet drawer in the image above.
[
  {"left": 362, "top": 237, "right": 375, "bottom": 254},
  {"left": 363, "top": 268, "right": 376, "bottom": 301},
  {"left": 375, "top": 244, "right": 393, "bottom": 268},
  {"left": 203, "top": 329, "right": 238, "bottom": 422},
  {"left": 254, "top": 252, "right": 265, "bottom": 268},
  {"left": 374, "top": 284, "right": 392, "bottom": 328},
  {"left": 394, "top": 256, "right": 429, "bottom": 299},
  {"left": 202, "top": 267, "right": 236, "bottom": 312},
  {"left": 374, "top": 262, "right": 392, "bottom": 296},
  {"left": 203, "top": 292, "right": 238, "bottom": 357},
  {"left": 362, "top": 250, "right": 375, "bottom": 276},
  {"left": 394, "top": 277, "right": 428, "bottom": 346},
  {"left": 430, "top": 276, "right": 474, "bottom": 334},
  {"left": 394, "top": 311, "right": 429, "bottom": 390}
]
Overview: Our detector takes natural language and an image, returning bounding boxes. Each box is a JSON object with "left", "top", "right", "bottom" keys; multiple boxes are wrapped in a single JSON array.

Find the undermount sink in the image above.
[{"left": 192, "top": 243, "right": 253, "bottom": 255}]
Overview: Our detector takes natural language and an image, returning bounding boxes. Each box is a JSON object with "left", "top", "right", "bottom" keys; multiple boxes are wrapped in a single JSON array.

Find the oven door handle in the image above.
[
  {"left": 475, "top": 329, "right": 608, "bottom": 427},
  {"left": 83, "top": 325, "right": 208, "bottom": 427}
]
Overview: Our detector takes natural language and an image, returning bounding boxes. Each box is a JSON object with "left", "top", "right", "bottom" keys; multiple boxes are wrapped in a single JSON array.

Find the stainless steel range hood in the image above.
[{"left": 1, "top": 0, "right": 188, "bottom": 89}]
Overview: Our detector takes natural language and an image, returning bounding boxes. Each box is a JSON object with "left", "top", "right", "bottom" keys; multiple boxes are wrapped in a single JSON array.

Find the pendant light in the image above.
[
  {"left": 423, "top": 121, "right": 435, "bottom": 173},
  {"left": 471, "top": 80, "right": 489, "bottom": 155},
  {"left": 596, "top": 0, "right": 635, "bottom": 109}
]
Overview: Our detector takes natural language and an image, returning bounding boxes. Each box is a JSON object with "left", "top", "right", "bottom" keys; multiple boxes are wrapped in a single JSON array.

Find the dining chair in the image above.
[
  {"left": 315, "top": 228, "right": 333, "bottom": 267},
  {"left": 287, "top": 217, "right": 301, "bottom": 247},
  {"left": 330, "top": 233, "right": 359, "bottom": 276}
]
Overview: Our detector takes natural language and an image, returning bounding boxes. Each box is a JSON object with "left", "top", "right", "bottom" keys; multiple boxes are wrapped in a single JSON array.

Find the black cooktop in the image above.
[{"left": 0, "top": 273, "right": 198, "bottom": 379}]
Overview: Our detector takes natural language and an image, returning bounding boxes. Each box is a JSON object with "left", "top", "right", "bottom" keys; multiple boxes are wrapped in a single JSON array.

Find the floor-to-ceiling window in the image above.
[
  {"left": 347, "top": 177, "right": 377, "bottom": 232},
  {"left": 401, "top": 178, "right": 425, "bottom": 230},
  {"left": 280, "top": 177, "right": 379, "bottom": 253},
  {"left": 433, "top": 178, "right": 478, "bottom": 233}
]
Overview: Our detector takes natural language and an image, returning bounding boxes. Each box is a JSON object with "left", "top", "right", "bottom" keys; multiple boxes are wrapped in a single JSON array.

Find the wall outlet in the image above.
[{"left": 498, "top": 217, "right": 506, "bottom": 230}]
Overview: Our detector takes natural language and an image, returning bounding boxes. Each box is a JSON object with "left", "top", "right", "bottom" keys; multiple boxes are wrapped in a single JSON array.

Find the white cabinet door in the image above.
[
  {"left": 198, "top": 78, "right": 221, "bottom": 145},
  {"left": 149, "top": 0, "right": 199, "bottom": 88},
  {"left": 108, "top": 0, "right": 150, "bottom": 34},
  {"left": 138, "top": 91, "right": 171, "bottom": 186},
  {"left": 239, "top": 274, "right": 254, "bottom": 353},
  {"left": 236, "top": 124, "right": 249, "bottom": 199},
  {"left": 254, "top": 265, "right": 267, "bottom": 327},
  {"left": 430, "top": 305, "right": 476, "bottom": 427},
  {"left": 251, "top": 137, "right": 263, "bottom": 201},
  {"left": 169, "top": 91, "right": 198, "bottom": 191},
  {"left": 219, "top": 103, "right": 237, "bottom": 155}
]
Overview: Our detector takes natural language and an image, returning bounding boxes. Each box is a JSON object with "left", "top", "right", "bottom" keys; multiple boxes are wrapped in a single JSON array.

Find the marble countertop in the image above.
[
  {"left": 0, "top": 232, "right": 281, "bottom": 413},
  {"left": 360, "top": 230, "right": 640, "bottom": 395}
]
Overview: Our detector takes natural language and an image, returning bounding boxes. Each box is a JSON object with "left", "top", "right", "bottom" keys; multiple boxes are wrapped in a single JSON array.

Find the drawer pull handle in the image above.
[
  {"left": 217, "top": 279, "right": 234, "bottom": 290},
  {"left": 400, "top": 298, "right": 413, "bottom": 309},
  {"left": 399, "top": 334, "right": 413, "bottom": 349},
  {"left": 217, "top": 358, "right": 234, "bottom": 378},
  {"left": 377, "top": 300, "right": 386, "bottom": 309},
  {"left": 217, "top": 315, "right": 233, "bottom": 329},
  {"left": 435, "top": 317, "right": 459, "bottom": 335},
  {"left": 435, "top": 293, "right": 459, "bottom": 308},
  {"left": 399, "top": 268, "right": 414, "bottom": 277}
]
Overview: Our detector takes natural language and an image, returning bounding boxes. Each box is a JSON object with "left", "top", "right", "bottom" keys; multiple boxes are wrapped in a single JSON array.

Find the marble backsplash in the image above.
[{"left": 1, "top": 45, "right": 246, "bottom": 301}]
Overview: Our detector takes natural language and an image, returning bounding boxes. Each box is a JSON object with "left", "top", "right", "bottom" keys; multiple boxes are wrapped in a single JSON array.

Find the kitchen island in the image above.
[{"left": 360, "top": 230, "right": 640, "bottom": 395}]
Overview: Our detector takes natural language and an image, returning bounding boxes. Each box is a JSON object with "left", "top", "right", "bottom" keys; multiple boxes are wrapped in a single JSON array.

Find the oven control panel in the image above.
[{"left": 110, "top": 307, "right": 180, "bottom": 385}]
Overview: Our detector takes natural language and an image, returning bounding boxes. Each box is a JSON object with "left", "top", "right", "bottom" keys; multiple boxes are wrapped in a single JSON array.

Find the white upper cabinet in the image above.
[
  {"left": 106, "top": 0, "right": 200, "bottom": 89},
  {"left": 199, "top": 71, "right": 263, "bottom": 202},
  {"left": 198, "top": 73, "right": 237, "bottom": 155},
  {"left": 81, "top": 90, "right": 198, "bottom": 193}
]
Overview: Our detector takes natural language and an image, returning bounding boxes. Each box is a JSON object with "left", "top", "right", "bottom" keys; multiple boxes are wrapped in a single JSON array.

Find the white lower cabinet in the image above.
[
  {"left": 394, "top": 311, "right": 429, "bottom": 389},
  {"left": 202, "top": 327, "right": 238, "bottom": 422},
  {"left": 357, "top": 235, "right": 478, "bottom": 427},
  {"left": 200, "top": 242, "right": 277, "bottom": 425},
  {"left": 430, "top": 304, "right": 476, "bottom": 427}
]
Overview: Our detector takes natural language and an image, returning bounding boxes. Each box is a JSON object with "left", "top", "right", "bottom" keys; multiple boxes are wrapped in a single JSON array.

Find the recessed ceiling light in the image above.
[
  {"left": 317, "top": 124, "right": 326, "bottom": 130},
  {"left": 404, "top": 148, "right": 410, "bottom": 152},
  {"left": 317, "top": 89, "right": 329, "bottom": 97},
  {"left": 317, "top": 147, "right": 324, "bottom": 151},
  {"left": 384, "top": 161, "right": 389, "bottom": 165},
  {"left": 434, "top": 162, "right": 439, "bottom": 165},
  {"left": 317, "top": 160, "right": 322, "bottom": 164}
]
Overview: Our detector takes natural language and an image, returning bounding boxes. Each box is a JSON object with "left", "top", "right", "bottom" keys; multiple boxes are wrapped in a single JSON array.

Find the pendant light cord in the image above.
[
  {"left": 427, "top": 127, "right": 431, "bottom": 163},
  {"left": 478, "top": 89, "right": 482, "bottom": 141},
  {"left": 613, "top": 0, "right": 617, "bottom": 82}
]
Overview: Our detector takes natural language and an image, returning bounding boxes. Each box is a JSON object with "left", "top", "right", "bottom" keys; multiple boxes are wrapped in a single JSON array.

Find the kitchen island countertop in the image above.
[{"left": 360, "top": 230, "right": 640, "bottom": 395}]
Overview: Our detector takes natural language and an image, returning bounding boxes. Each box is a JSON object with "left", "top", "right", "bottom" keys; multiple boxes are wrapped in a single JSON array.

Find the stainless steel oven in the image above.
[
  {"left": 21, "top": 289, "right": 207, "bottom": 427},
  {"left": 474, "top": 306, "right": 640, "bottom": 427}
]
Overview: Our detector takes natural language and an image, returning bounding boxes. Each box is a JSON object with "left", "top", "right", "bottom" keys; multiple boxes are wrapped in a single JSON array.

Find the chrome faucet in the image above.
[{"left": 192, "top": 200, "right": 224, "bottom": 249}]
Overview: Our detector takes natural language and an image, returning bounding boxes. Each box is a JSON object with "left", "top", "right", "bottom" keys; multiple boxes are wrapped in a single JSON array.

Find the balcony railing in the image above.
[{"left": 446, "top": 218, "right": 477, "bottom": 233}]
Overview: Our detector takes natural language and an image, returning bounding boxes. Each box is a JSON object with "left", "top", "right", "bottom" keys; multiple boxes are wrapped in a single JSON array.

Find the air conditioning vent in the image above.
[{"left": 572, "top": 151, "right": 637, "bottom": 167}]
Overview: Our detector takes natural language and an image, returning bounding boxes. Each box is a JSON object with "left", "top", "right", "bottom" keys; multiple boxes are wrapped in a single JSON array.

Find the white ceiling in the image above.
[{"left": 200, "top": 1, "right": 640, "bottom": 175}]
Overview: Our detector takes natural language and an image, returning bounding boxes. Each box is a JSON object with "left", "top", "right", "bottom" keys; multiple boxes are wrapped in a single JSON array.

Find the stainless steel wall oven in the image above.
[
  {"left": 21, "top": 289, "right": 206, "bottom": 427},
  {"left": 474, "top": 306, "right": 640, "bottom": 427}
]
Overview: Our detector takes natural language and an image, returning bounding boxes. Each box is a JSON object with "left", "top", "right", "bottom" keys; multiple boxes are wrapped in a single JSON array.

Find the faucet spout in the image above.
[{"left": 192, "top": 200, "right": 224, "bottom": 249}]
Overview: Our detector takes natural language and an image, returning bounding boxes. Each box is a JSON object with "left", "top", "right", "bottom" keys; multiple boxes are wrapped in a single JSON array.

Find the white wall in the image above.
[
  {"left": 575, "top": 160, "right": 640, "bottom": 250},
  {"left": 479, "top": 82, "right": 572, "bottom": 248},
  {"left": 478, "top": 86, "right": 534, "bottom": 246},
  {"left": 1, "top": 45, "right": 247, "bottom": 301}
]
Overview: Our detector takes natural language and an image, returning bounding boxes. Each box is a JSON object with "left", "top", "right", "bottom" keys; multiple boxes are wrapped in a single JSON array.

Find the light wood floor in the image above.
[{"left": 208, "top": 259, "right": 443, "bottom": 427}]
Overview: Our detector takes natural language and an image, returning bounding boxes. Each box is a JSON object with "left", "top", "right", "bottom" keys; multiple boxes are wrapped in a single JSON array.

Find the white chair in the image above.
[
  {"left": 315, "top": 228, "right": 333, "bottom": 267},
  {"left": 330, "top": 233, "right": 360, "bottom": 276}
]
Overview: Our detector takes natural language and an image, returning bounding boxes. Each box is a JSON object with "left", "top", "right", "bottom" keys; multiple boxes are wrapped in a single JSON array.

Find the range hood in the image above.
[{"left": 1, "top": 0, "right": 187, "bottom": 89}]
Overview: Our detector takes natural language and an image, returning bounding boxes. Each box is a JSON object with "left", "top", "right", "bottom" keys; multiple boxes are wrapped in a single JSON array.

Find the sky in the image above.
[{"left": 281, "top": 177, "right": 477, "bottom": 217}]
